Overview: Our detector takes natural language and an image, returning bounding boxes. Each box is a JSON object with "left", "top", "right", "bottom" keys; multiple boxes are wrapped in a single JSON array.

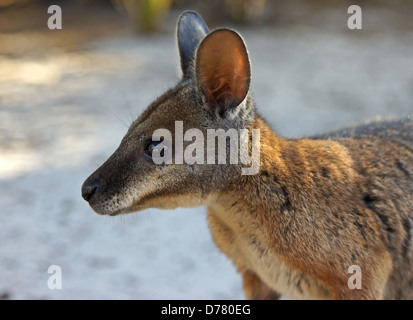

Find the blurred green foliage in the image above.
[
  {"left": 116, "top": 0, "right": 268, "bottom": 31},
  {"left": 1, "top": 0, "right": 413, "bottom": 33},
  {"left": 118, "top": 0, "right": 172, "bottom": 32}
]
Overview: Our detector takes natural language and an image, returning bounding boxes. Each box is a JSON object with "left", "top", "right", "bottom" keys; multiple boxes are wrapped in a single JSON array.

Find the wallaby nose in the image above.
[{"left": 82, "top": 182, "right": 98, "bottom": 202}]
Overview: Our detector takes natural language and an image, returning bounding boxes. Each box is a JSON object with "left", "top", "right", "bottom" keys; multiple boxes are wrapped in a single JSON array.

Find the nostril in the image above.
[{"left": 82, "top": 184, "right": 97, "bottom": 202}]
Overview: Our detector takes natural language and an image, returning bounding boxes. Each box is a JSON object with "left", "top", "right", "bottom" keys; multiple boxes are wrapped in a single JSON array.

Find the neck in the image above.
[{"left": 208, "top": 113, "right": 358, "bottom": 249}]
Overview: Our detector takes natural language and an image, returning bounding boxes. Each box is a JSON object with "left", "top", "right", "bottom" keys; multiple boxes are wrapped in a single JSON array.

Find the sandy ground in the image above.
[{"left": 0, "top": 5, "right": 412, "bottom": 299}]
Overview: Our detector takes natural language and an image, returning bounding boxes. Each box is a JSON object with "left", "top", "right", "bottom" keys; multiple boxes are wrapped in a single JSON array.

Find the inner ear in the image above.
[{"left": 195, "top": 29, "right": 251, "bottom": 113}]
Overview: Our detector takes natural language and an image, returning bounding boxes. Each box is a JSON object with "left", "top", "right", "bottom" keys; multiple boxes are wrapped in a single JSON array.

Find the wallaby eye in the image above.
[{"left": 144, "top": 138, "right": 164, "bottom": 158}]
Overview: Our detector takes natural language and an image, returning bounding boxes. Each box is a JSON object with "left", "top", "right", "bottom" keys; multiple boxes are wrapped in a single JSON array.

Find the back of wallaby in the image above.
[{"left": 82, "top": 11, "right": 413, "bottom": 299}]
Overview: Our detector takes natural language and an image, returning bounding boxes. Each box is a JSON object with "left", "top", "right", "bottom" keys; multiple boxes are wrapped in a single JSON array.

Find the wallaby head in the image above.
[{"left": 82, "top": 11, "right": 256, "bottom": 216}]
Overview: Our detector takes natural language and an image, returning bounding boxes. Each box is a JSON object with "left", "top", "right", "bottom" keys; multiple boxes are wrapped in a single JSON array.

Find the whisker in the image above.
[
  {"left": 102, "top": 106, "right": 130, "bottom": 129},
  {"left": 125, "top": 102, "right": 136, "bottom": 126}
]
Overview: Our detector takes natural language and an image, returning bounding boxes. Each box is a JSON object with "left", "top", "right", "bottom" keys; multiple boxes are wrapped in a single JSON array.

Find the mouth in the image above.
[
  {"left": 90, "top": 204, "right": 145, "bottom": 217},
  {"left": 108, "top": 208, "right": 126, "bottom": 216}
]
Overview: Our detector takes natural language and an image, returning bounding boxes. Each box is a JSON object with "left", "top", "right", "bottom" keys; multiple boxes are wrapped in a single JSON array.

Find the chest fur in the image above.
[{"left": 207, "top": 207, "right": 330, "bottom": 299}]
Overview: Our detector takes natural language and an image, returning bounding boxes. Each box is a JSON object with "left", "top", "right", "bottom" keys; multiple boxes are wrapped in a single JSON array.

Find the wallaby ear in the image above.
[
  {"left": 177, "top": 11, "right": 208, "bottom": 79},
  {"left": 195, "top": 29, "right": 251, "bottom": 114}
]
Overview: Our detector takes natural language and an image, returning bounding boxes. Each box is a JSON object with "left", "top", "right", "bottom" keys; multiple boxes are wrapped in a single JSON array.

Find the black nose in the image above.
[{"left": 82, "top": 182, "right": 98, "bottom": 202}]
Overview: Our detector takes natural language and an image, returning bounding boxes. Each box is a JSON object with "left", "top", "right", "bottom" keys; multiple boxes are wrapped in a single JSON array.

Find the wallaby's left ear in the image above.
[
  {"left": 177, "top": 11, "right": 208, "bottom": 79},
  {"left": 196, "top": 29, "right": 251, "bottom": 114}
]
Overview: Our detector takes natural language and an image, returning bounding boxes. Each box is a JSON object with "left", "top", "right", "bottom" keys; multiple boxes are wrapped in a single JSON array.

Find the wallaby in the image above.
[{"left": 82, "top": 11, "right": 413, "bottom": 299}]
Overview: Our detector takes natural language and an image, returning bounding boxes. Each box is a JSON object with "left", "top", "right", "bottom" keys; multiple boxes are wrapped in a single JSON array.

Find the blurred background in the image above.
[{"left": 0, "top": 0, "right": 412, "bottom": 299}]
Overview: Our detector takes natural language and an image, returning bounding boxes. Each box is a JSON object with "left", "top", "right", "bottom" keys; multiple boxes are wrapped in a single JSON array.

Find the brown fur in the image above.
[{"left": 82, "top": 12, "right": 413, "bottom": 299}]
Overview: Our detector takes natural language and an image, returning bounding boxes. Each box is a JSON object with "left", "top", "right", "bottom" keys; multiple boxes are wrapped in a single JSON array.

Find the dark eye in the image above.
[{"left": 144, "top": 138, "right": 164, "bottom": 158}]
